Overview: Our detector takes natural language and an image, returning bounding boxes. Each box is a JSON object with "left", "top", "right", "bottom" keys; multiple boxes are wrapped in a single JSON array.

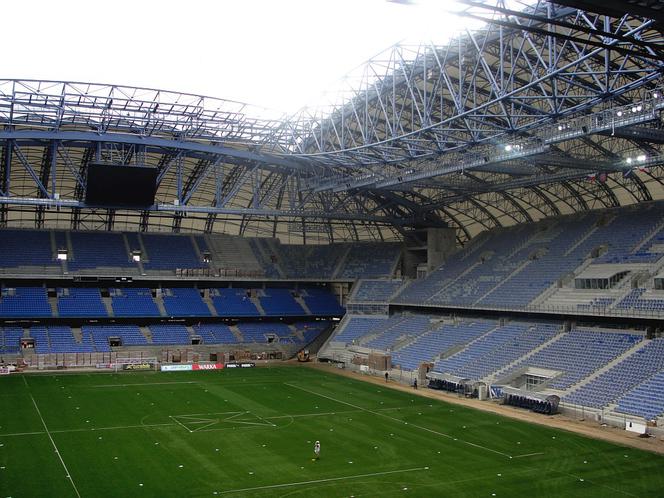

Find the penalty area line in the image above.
[
  {"left": 513, "top": 452, "right": 545, "bottom": 458},
  {"left": 219, "top": 466, "right": 429, "bottom": 494},
  {"left": 169, "top": 415, "right": 194, "bottom": 433}
]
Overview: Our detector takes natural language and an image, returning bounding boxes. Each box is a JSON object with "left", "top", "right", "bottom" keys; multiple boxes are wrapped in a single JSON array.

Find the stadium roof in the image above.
[{"left": 1, "top": 1, "right": 663, "bottom": 244}]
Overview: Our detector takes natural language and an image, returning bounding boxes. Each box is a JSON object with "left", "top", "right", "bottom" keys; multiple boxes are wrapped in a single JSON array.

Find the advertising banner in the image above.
[
  {"left": 625, "top": 421, "right": 647, "bottom": 434},
  {"left": 161, "top": 364, "right": 193, "bottom": 372},
  {"left": 192, "top": 363, "right": 224, "bottom": 370},
  {"left": 122, "top": 362, "right": 153, "bottom": 371}
]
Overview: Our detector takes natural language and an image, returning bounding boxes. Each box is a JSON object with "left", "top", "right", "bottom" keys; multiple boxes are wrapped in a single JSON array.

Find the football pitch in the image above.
[{"left": 1, "top": 366, "right": 663, "bottom": 497}]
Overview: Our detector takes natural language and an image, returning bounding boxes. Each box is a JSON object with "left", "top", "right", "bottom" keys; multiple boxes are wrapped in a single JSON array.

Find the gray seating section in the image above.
[
  {"left": 393, "top": 204, "right": 664, "bottom": 313},
  {"left": 338, "top": 243, "right": 402, "bottom": 279},
  {"left": 364, "top": 315, "right": 432, "bottom": 351},
  {"left": 333, "top": 316, "right": 389, "bottom": 345},
  {"left": 352, "top": 280, "right": 404, "bottom": 303}
]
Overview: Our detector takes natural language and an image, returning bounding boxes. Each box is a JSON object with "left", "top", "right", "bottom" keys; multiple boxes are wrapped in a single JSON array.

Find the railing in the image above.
[{"left": 392, "top": 299, "right": 664, "bottom": 320}]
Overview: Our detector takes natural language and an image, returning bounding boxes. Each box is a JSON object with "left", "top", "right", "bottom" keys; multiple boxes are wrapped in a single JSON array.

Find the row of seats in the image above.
[
  {"left": 0, "top": 287, "right": 343, "bottom": 318},
  {"left": 435, "top": 323, "right": 560, "bottom": 381},
  {"left": 391, "top": 320, "right": 496, "bottom": 371},
  {"left": 0, "top": 327, "right": 24, "bottom": 354},
  {"left": 501, "top": 329, "right": 641, "bottom": 389},
  {"left": 564, "top": 338, "right": 664, "bottom": 410},
  {"left": 21, "top": 321, "right": 332, "bottom": 353},
  {"left": 0, "top": 287, "right": 51, "bottom": 317},
  {"left": 615, "top": 371, "right": 664, "bottom": 420}
]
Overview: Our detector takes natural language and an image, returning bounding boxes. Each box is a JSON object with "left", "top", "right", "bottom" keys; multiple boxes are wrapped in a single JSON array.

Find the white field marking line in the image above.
[
  {"left": 173, "top": 412, "right": 275, "bottom": 430},
  {"left": 170, "top": 415, "right": 194, "bottom": 433},
  {"left": 191, "top": 425, "right": 272, "bottom": 433},
  {"left": 556, "top": 470, "right": 638, "bottom": 498},
  {"left": 0, "top": 430, "right": 46, "bottom": 437},
  {"left": 170, "top": 411, "right": 253, "bottom": 417},
  {"left": 0, "top": 423, "right": 178, "bottom": 438},
  {"left": 273, "top": 467, "right": 543, "bottom": 498},
  {"left": 265, "top": 409, "right": 358, "bottom": 420},
  {"left": 89, "top": 380, "right": 287, "bottom": 388},
  {"left": 252, "top": 412, "right": 277, "bottom": 427},
  {"left": 512, "top": 452, "right": 545, "bottom": 458},
  {"left": 285, "top": 383, "right": 513, "bottom": 459},
  {"left": 52, "top": 423, "right": 176, "bottom": 434},
  {"left": 0, "top": 406, "right": 431, "bottom": 438},
  {"left": 23, "top": 376, "right": 82, "bottom": 498},
  {"left": 264, "top": 405, "right": 416, "bottom": 421},
  {"left": 189, "top": 420, "right": 220, "bottom": 432},
  {"left": 219, "top": 466, "right": 429, "bottom": 495},
  {"left": 217, "top": 412, "right": 271, "bottom": 427}
]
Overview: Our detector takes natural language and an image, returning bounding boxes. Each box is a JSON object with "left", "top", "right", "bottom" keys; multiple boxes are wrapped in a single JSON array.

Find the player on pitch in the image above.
[{"left": 313, "top": 440, "right": 321, "bottom": 460}]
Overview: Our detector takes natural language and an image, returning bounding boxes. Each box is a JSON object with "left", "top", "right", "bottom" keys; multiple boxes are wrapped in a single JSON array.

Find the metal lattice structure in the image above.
[{"left": 1, "top": 1, "right": 663, "bottom": 244}]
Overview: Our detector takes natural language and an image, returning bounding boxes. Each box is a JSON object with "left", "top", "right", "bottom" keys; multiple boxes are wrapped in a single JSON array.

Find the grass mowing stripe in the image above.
[
  {"left": 53, "top": 423, "right": 177, "bottom": 433},
  {"left": 23, "top": 376, "right": 82, "bottom": 498},
  {"left": 92, "top": 381, "right": 199, "bottom": 388},
  {"left": 218, "top": 466, "right": 430, "bottom": 494},
  {"left": 0, "top": 407, "right": 416, "bottom": 438},
  {"left": 0, "top": 423, "right": 178, "bottom": 437},
  {"left": 286, "top": 382, "right": 513, "bottom": 459}
]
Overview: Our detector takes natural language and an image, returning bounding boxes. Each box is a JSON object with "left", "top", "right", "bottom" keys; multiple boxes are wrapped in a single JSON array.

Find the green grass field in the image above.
[{"left": 1, "top": 366, "right": 663, "bottom": 497}]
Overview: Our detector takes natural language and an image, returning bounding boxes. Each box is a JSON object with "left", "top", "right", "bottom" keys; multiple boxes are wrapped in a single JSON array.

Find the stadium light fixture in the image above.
[
  {"left": 637, "top": 154, "right": 646, "bottom": 162},
  {"left": 617, "top": 111, "right": 623, "bottom": 117},
  {"left": 504, "top": 145, "right": 512, "bottom": 152},
  {"left": 626, "top": 157, "right": 633, "bottom": 164}
]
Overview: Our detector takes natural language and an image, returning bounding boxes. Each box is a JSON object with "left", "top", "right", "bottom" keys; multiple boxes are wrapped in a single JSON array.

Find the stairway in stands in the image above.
[{"left": 563, "top": 338, "right": 651, "bottom": 397}]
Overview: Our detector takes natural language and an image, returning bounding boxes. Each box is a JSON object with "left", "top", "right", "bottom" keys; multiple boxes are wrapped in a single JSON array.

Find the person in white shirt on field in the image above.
[{"left": 313, "top": 440, "right": 321, "bottom": 460}]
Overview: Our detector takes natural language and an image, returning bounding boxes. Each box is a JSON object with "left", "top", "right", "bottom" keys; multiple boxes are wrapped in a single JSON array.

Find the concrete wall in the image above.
[{"left": 427, "top": 228, "right": 457, "bottom": 271}]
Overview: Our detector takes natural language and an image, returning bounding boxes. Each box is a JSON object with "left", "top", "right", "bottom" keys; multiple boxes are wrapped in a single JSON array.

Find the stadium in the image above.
[{"left": 2, "top": 0, "right": 664, "bottom": 496}]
